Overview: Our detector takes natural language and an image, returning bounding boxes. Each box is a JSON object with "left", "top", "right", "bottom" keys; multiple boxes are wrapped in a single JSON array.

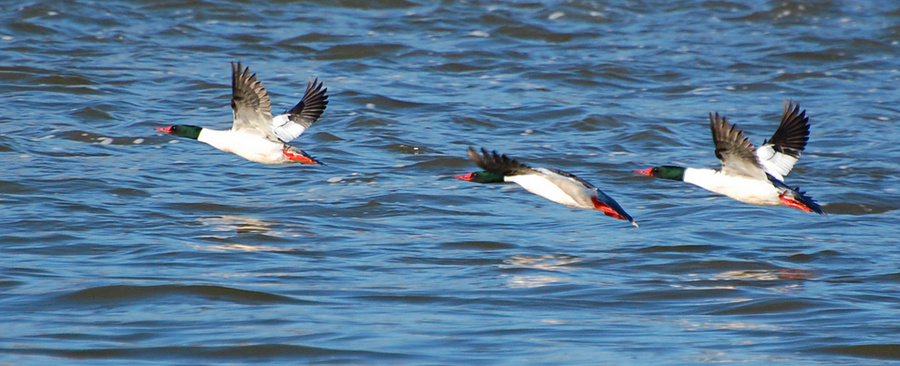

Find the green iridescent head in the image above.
[
  {"left": 634, "top": 165, "right": 685, "bottom": 181},
  {"left": 454, "top": 171, "right": 505, "bottom": 183},
  {"left": 156, "top": 125, "right": 202, "bottom": 140}
]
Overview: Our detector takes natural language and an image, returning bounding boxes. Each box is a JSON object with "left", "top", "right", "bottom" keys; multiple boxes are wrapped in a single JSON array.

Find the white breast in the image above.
[
  {"left": 198, "top": 129, "right": 287, "bottom": 164},
  {"left": 504, "top": 174, "right": 591, "bottom": 208},
  {"left": 683, "top": 168, "right": 783, "bottom": 206}
]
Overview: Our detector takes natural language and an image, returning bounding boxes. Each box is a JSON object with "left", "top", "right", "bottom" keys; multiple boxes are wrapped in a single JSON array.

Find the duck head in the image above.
[
  {"left": 633, "top": 165, "right": 686, "bottom": 181},
  {"left": 454, "top": 171, "right": 505, "bottom": 183},
  {"left": 156, "top": 125, "right": 202, "bottom": 140}
]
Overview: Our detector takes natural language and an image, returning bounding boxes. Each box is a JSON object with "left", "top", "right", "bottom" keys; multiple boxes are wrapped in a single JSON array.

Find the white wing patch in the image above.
[
  {"left": 756, "top": 144, "right": 799, "bottom": 182},
  {"left": 271, "top": 113, "right": 308, "bottom": 143}
]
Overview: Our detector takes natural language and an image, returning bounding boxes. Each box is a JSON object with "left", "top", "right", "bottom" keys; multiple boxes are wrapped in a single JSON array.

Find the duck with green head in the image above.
[
  {"left": 456, "top": 147, "right": 638, "bottom": 227},
  {"left": 156, "top": 62, "right": 328, "bottom": 165},
  {"left": 634, "top": 100, "right": 824, "bottom": 215}
]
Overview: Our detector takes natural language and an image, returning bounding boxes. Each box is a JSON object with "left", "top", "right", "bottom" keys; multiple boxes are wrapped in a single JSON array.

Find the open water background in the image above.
[{"left": 2, "top": 0, "right": 900, "bottom": 364}]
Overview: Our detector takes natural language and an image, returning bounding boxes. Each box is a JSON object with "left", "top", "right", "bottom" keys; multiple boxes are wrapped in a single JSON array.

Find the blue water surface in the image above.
[{"left": 2, "top": 0, "right": 899, "bottom": 364}]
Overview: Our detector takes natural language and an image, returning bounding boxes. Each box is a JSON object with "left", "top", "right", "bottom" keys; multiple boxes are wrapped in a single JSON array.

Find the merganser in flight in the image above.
[
  {"left": 156, "top": 62, "right": 328, "bottom": 165},
  {"left": 634, "top": 100, "right": 824, "bottom": 214},
  {"left": 456, "top": 147, "right": 638, "bottom": 227}
]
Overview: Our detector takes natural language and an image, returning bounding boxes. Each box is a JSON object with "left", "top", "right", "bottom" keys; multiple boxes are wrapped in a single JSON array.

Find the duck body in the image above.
[
  {"left": 504, "top": 167, "right": 605, "bottom": 209},
  {"left": 683, "top": 168, "right": 787, "bottom": 206},
  {"left": 192, "top": 128, "right": 318, "bottom": 165},
  {"left": 157, "top": 62, "right": 328, "bottom": 165},
  {"left": 634, "top": 100, "right": 824, "bottom": 215},
  {"left": 456, "top": 147, "right": 638, "bottom": 227}
]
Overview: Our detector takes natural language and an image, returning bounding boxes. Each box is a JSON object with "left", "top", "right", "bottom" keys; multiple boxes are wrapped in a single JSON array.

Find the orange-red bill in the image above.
[
  {"left": 633, "top": 168, "right": 653, "bottom": 176},
  {"left": 454, "top": 173, "right": 475, "bottom": 181}
]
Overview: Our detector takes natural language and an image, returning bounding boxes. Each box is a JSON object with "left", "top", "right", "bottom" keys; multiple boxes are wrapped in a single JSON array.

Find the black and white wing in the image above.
[
  {"left": 272, "top": 78, "right": 329, "bottom": 143},
  {"left": 756, "top": 99, "right": 810, "bottom": 181}
]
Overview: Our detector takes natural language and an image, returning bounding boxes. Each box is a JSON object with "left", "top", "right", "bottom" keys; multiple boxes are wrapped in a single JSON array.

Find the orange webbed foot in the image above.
[
  {"left": 283, "top": 149, "right": 321, "bottom": 165},
  {"left": 779, "top": 194, "right": 813, "bottom": 213}
]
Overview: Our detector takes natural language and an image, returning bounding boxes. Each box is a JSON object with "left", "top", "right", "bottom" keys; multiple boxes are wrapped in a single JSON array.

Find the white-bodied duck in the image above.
[
  {"left": 456, "top": 147, "right": 638, "bottom": 227},
  {"left": 157, "top": 62, "right": 328, "bottom": 165},
  {"left": 634, "top": 100, "right": 824, "bottom": 214}
]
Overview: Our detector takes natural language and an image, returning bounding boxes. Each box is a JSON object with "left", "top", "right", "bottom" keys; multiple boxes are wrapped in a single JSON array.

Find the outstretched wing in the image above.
[
  {"left": 756, "top": 99, "right": 810, "bottom": 181},
  {"left": 709, "top": 112, "right": 766, "bottom": 180},
  {"left": 466, "top": 147, "right": 533, "bottom": 176},
  {"left": 537, "top": 167, "right": 598, "bottom": 190},
  {"left": 272, "top": 78, "right": 329, "bottom": 143},
  {"left": 230, "top": 62, "right": 274, "bottom": 134}
]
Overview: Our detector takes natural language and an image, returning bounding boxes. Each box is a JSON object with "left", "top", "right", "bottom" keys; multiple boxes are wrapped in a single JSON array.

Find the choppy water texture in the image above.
[{"left": 2, "top": 0, "right": 900, "bottom": 364}]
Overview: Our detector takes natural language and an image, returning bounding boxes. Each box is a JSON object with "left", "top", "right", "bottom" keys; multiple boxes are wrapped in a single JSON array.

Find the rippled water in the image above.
[{"left": 3, "top": 0, "right": 900, "bottom": 364}]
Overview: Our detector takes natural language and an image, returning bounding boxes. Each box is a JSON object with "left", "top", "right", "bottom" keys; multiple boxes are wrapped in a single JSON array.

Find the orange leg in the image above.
[
  {"left": 779, "top": 194, "right": 813, "bottom": 213},
  {"left": 591, "top": 197, "right": 626, "bottom": 220},
  {"left": 283, "top": 149, "right": 320, "bottom": 165}
]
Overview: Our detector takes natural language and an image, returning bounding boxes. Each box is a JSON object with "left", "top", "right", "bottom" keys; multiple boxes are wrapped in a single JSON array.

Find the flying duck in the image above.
[
  {"left": 634, "top": 100, "right": 824, "bottom": 214},
  {"left": 156, "top": 62, "right": 328, "bottom": 165},
  {"left": 456, "top": 147, "right": 638, "bottom": 227}
]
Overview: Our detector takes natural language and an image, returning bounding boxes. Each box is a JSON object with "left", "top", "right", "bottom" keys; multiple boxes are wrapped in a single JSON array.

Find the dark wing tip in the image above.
[
  {"left": 709, "top": 111, "right": 763, "bottom": 174},
  {"left": 465, "top": 146, "right": 483, "bottom": 167},
  {"left": 229, "top": 62, "right": 273, "bottom": 117},
  {"left": 708, "top": 112, "right": 733, "bottom": 146},
  {"left": 308, "top": 78, "right": 329, "bottom": 108},
  {"left": 465, "top": 147, "right": 529, "bottom": 175},
  {"left": 305, "top": 77, "right": 329, "bottom": 103},
  {"left": 285, "top": 77, "right": 329, "bottom": 127},
  {"left": 768, "top": 99, "right": 810, "bottom": 156},
  {"left": 231, "top": 61, "right": 255, "bottom": 87}
]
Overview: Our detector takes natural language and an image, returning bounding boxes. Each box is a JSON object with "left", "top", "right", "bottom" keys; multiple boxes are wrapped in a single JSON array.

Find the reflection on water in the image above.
[
  {"left": 198, "top": 214, "right": 314, "bottom": 237},
  {"left": 198, "top": 215, "right": 284, "bottom": 235},
  {"left": 505, "top": 274, "right": 570, "bottom": 288},
  {"left": 189, "top": 215, "right": 305, "bottom": 252},
  {"left": 715, "top": 269, "right": 815, "bottom": 281},
  {"left": 500, "top": 254, "right": 582, "bottom": 271},
  {"left": 500, "top": 254, "right": 582, "bottom": 288},
  {"left": 187, "top": 242, "right": 298, "bottom": 253}
]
